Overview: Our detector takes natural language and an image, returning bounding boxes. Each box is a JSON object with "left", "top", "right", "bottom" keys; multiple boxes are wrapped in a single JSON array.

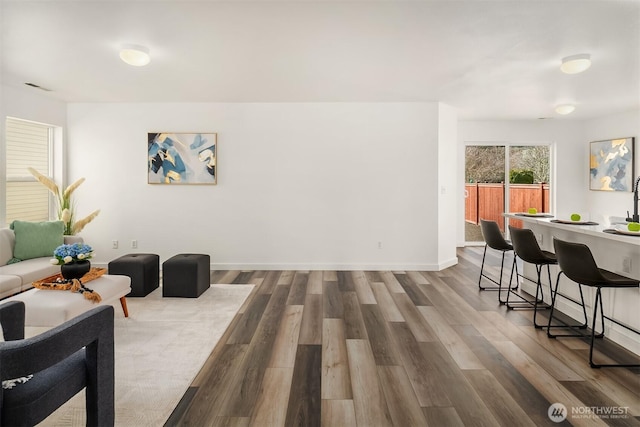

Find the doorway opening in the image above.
[{"left": 465, "top": 144, "right": 551, "bottom": 244}]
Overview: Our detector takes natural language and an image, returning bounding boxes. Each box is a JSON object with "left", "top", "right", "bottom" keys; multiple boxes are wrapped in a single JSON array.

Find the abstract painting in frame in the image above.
[
  {"left": 148, "top": 132, "right": 217, "bottom": 185},
  {"left": 589, "top": 137, "right": 635, "bottom": 191}
]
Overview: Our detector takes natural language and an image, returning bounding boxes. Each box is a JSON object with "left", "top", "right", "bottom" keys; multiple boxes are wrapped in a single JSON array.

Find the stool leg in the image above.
[
  {"left": 507, "top": 264, "right": 551, "bottom": 329},
  {"left": 547, "top": 273, "right": 589, "bottom": 337},
  {"left": 546, "top": 271, "right": 563, "bottom": 334},
  {"left": 588, "top": 288, "right": 640, "bottom": 369},
  {"left": 532, "top": 265, "right": 544, "bottom": 328},
  {"left": 597, "top": 292, "right": 606, "bottom": 339},
  {"left": 499, "top": 255, "right": 518, "bottom": 305},
  {"left": 497, "top": 251, "right": 505, "bottom": 291},
  {"left": 530, "top": 264, "right": 553, "bottom": 328},
  {"left": 478, "top": 245, "right": 488, "bottom": 290},
  {"left": 578, "top": 285, "right": 588, "bottom": 328},
  {"left": 479, "top": 246, "right": 514, "bottom": 292},
  {"left": 505, "top": 261, "right": 514, "bottom": 307},
  {"left": 505, "top": 259, "right": 548, "bottom": 310},
  {"left": 589, "top": 288, "right": 603, "bottom": 368},
  {"left": 510, "top": 253, "right": 519, "bottom": 291}
]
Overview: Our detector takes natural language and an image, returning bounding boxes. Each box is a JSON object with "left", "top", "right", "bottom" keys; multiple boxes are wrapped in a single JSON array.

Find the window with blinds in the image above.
[{"left": 5, "top": 118, "right": 52, "bottom": 223}]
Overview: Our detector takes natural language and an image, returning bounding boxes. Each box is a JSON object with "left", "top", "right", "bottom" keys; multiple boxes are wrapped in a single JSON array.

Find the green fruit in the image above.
[
  {"left": 628, "top": 222, "right": 640, "bottom": 232},
  {"left": 570, "top": 213, "right": 581, "bottom": 221},
  {"left": 528, "top": 207, "right": 538, "bottom": 214}
]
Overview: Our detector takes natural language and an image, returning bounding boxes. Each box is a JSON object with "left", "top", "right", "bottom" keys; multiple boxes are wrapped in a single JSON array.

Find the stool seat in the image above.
[
  {"left": 162, "top": 254, "right": 210, "bottom": 298},
  {"left": 108, "top": 253, "right": 159, "bottom": 297},
  {"left": 579, "top": 268, "right": 639, "bottom": 288},
  {"left": 536, "top": 250, "right": 557, "bottom": 264},
  {"left": 511, "top": 231, "right": 557, "bottom": 266}
]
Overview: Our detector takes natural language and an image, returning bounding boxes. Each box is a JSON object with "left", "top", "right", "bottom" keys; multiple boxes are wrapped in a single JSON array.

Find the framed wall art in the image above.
[
  {"left": 148, "top": 132, "right": 217, "bottom": 185},
  {"left": 589, "top": 137, "right": 635, "bottom": 191}
]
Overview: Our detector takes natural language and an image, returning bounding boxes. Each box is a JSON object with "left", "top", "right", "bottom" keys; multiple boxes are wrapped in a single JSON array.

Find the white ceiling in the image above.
[{"left": 1, "top": 0, "right": 638, "bottom": 120}]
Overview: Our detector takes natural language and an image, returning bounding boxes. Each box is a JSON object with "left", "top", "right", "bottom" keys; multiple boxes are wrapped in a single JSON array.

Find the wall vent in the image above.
[{"left": 24, "top": 82, "right": 52, "bottom": 91}]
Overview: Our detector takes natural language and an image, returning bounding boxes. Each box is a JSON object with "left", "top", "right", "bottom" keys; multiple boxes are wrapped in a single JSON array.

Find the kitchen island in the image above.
[{"left": 504, "top": 213, "right": 640, "bottom": 355}]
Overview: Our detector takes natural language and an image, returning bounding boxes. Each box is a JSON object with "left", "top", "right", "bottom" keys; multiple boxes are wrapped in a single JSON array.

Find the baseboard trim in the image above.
[
  {"left": 96, "top": 259, "right": 461, "bottom": 272},
  {"left": 209, "top": 261, "right": 458, "bottom": 271}
]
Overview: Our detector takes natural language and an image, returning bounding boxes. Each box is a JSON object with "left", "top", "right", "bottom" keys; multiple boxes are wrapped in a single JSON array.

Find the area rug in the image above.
[{"left": 30, "top": 284, "right": 254, "bottom": 426}]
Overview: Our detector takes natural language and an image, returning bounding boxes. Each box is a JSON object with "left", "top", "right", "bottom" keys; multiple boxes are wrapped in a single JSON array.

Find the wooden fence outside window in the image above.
[{"left": 465, "top": 183, "right": 550, "bottom": 231}]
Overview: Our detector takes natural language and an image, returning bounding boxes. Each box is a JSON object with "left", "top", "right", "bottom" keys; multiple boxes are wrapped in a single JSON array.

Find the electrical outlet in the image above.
[
  {"left": 131, "top": 240, "right": 138, "bottom": 249},
  {"left": 622, "top": 257, "right": 632, "bottom": 273},
  {"left": 378, "top": 241, "right": 383, "bottom": 249},
  {"left": 112, "top": 240, "right": 118, "bottom": 249}
]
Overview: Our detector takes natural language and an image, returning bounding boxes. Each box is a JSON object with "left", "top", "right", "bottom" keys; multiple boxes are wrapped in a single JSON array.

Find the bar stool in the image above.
[
  {"left": 478, "top": 220, "right": 518, "bottom": 303},
  {"left": 551, "top": 238, "right": 640, "bottom": 368},
  {"left": 507, "top": 226, "right": 554, "bottom": 328}
]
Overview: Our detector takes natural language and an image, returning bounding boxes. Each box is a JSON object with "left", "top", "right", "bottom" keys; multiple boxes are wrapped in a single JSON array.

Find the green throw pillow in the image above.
[{"left": 10, "top": 220, "right": 64, "bottom": 261}]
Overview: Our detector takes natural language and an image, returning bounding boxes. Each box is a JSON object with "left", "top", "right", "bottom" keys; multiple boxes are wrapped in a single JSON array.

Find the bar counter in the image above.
[{"left": 504, "top": 213, "right": 640, "bottom": 355}]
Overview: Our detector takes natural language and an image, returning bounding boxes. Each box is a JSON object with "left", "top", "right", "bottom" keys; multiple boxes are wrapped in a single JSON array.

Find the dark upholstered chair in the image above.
[
  {"left": 507, "top": 226, "right": 554, "bottom": 328},
  {"left": 478, "top": 219, "right": 518, "bottom": 302},
  {"left": 552, "top": 238, "right": 640, "bottom": 368},
  {"left": 0, "top": 301, "right": 114, "bottom": 426}
]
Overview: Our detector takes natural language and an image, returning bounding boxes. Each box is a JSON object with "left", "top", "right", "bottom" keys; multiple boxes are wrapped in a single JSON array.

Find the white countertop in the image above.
[{"left": 504, "top": 213, "right": 640, "bottom": 245}]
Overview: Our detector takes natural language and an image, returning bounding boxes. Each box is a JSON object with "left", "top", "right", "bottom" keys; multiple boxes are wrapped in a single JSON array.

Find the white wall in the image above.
[
  {"left": 437, "top": 103, "right": 458, "bottom": 267},
  {"left": 584, "top": 109, "right": 640, "bottom": 219},
  {"left": 0, "top": 85, "right": 67, "bottom": 127},
  {"left": 67, "top": 102, "right": 458, "bottom": 270}
]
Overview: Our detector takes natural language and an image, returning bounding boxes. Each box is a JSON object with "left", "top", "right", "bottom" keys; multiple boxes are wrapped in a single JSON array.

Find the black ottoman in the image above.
[
  {"left": 162, "top": 254, "right": 210, "bottom": 298},
  {"left": 108, "top": 253, "right": 159, "bottom": 297}
]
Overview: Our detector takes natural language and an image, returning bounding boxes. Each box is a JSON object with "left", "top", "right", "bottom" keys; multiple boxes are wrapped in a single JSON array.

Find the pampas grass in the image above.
[
  {"left": 27, "top": 168, "right": 99, "bottom": 235},
  {"left": 63, "top": 177, "right": 85, "bottom": 199},
  {"left": 72, "top": 209, "right": 101, "bottom": 234},
  {"left": 27, "top": 167, "right": 59, "bottom": 195}
]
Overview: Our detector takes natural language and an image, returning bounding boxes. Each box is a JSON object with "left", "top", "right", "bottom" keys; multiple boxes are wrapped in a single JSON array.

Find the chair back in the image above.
[
  {"left": 480, "top": 220, "right": 512, "bottom": 251},
  {"left": 508, "top": 226, "right": 551, "bottom": 264},
  {"left": 0, "top": 304, "right": 114, "bottom": 426},
  {"left": 553, "top": 238, "right": 604, "bottom": 286}
]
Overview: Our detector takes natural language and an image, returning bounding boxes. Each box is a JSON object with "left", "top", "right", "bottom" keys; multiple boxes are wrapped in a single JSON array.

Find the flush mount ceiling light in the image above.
[
  {"left": 555, "top": 104, "right": 576, "bottom": 115},
  {"left": 560, "top": 53, "right": 591, "bottom": 74},
  {"left": 119, "top": 44, "right": 150, "bottom": 66}
]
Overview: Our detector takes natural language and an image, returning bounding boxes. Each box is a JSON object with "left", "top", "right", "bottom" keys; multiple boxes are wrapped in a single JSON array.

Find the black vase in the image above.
[{"left": 61, "top": 260, "right": 91, "bottom": 281}]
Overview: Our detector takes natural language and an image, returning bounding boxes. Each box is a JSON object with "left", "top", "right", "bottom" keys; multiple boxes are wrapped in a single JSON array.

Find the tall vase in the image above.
[{"left": 61, "top": 260, "right": 91, "bottom": 281}]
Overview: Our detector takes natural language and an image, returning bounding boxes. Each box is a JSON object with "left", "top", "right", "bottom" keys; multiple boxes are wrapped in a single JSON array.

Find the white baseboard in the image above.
[
  {"left": 209, "top": 261, "right": 456, "bottom": 271},
  {"left": 96, "top": 258, "right": 461, "bottom": 272}
]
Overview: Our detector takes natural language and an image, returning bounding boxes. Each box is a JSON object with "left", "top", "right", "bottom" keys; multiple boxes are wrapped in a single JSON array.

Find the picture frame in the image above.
[
  {"left": 589, "top": 137, "right": 635, "bottom": 191},
  {"left": 148, "top": 132, "right": 217, "bottom": 185}
]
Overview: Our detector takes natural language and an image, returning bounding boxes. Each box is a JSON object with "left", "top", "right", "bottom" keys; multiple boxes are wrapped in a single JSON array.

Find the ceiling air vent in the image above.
[{"left": 24, "top": 82, "right": 52, "bottom": 91}]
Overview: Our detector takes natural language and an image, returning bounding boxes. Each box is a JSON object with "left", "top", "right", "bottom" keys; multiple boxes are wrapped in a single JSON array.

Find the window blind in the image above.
[{"left": 5, "top": 118, "right": 51, "bottom": 223}]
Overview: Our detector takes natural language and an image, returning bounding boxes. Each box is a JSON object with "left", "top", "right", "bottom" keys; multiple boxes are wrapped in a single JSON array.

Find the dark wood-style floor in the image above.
[{"left": 166, "top": 247, "right": 640, "bottom": 427}]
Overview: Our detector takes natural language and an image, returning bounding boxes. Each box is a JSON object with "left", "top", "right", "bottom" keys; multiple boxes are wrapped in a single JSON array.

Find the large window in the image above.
[
  {"left": 464, "top": 144, "right": 552, "bottom": 242},
  {"left": 5, "top": 117, "right": 53, "bottom": 224}
]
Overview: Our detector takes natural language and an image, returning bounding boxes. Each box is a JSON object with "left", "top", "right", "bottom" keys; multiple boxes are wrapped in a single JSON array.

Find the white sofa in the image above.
[{"left": 0, "top": 228, "right": 82, "bottom": 299}]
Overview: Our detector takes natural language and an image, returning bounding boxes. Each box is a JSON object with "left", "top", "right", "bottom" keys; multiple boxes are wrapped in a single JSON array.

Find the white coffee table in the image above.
[{"left": 2, "top": 274, "right": 131, "bottom": 327}]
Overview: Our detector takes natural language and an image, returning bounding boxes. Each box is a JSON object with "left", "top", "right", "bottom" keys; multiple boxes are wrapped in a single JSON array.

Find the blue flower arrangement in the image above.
[{"left": 51, "top": 243, "right": 94, "bottom": 265}]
